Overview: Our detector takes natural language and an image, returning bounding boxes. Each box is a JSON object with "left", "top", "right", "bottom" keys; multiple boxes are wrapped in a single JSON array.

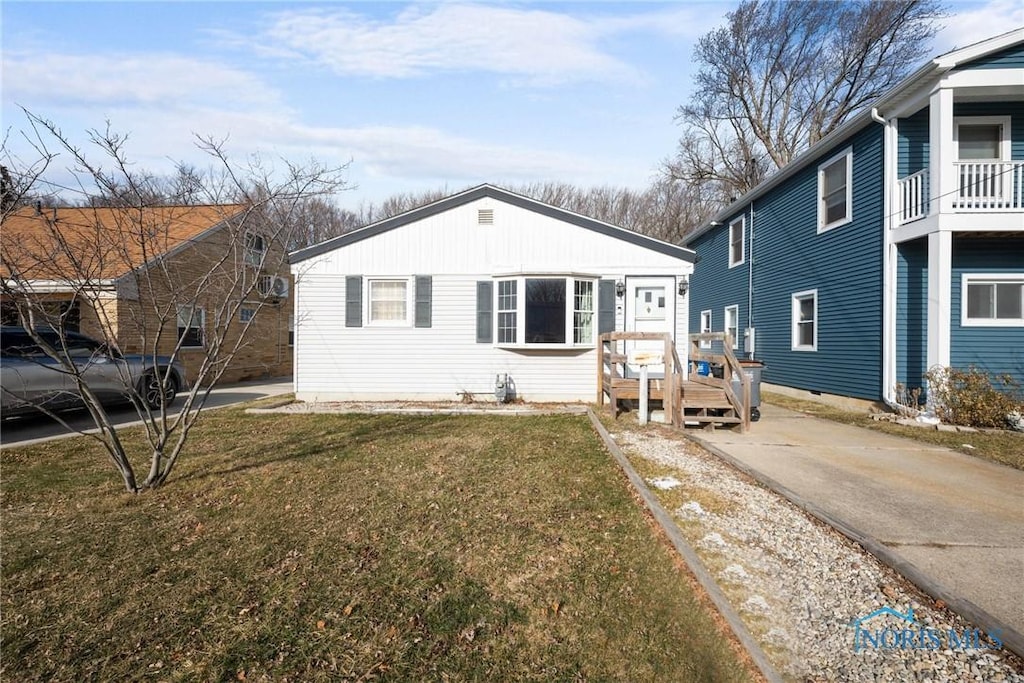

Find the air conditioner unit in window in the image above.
[{"left": 257, "top": 275, "right": 290, "bottom": 299}]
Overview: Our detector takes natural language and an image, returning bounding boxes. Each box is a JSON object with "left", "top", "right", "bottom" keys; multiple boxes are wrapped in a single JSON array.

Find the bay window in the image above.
[{"left": 494, "top": 276, "right": 596, "bottom": 347}]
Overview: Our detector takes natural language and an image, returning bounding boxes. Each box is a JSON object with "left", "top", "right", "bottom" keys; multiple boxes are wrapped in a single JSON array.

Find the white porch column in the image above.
[
  {"left": 929, "top": 87, "right": 955, "bottom": 215},
  {"left": 926, "top": 230, "right": 952, "bottom": 372}
]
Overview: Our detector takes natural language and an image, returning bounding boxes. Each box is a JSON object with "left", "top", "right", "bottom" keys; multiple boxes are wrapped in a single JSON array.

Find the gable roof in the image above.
[
  {"left": 684, "top": 27, "right": 1024, "bottom": 245},
  {"left": 290, "top": 183, "right": 696, "bottom": 264},
  {"left": 1, "top": 204, "right": 247, "bottom": 281}
]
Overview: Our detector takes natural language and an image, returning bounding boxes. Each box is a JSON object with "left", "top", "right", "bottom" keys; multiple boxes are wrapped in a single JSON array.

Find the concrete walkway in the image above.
[{"left": 688, "top": 403, "right": 1024, "bottom": 652}]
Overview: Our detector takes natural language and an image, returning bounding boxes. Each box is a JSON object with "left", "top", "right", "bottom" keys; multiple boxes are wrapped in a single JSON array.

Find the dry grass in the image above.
[
  {"left": 764, "top": 392, "right": 1024, "bottom": 471},
  {"left": 2, "top": 409, "right": 753, "bottom": 682}
]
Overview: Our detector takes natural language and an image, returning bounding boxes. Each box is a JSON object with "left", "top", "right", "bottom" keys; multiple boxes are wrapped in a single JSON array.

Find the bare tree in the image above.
[
  {"left": 667, "top": 0, "right": 944, "bottom": 201},
  {"left": 1, "top": 111, "right": 350, "bottom": 492}
]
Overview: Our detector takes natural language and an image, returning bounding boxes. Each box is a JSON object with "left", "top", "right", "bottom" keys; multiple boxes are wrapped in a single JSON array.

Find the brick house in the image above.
[{"left": 1, "top": 204, "right": 293, "bottom": 383}]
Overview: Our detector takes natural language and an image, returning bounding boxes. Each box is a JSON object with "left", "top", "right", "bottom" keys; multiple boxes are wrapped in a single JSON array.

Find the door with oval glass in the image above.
[{"left": 625, "top": 277, "right": 675, "bottom": 378}]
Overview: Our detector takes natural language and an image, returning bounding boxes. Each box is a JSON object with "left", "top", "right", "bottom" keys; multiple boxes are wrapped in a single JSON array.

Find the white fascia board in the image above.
[
  {"left": 933, "top": 28, "right": 1024, "bottom": 69},
  {"left": 1, "top": 278, "right": 118, "bottom": 294}
]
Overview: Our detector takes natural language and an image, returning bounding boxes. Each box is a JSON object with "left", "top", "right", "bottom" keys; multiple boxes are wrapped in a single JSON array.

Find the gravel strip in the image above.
[{"left": 611, "top": 424, "right": 1024, "bottom": 683}]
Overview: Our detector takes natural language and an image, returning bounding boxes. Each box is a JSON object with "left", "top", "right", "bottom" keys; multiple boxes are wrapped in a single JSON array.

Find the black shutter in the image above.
[
  {"left": 345, "top": 276, "right": 362, "bottom": 327},
  {"left": 598, "top": 279, "right": 616, "bottom": 334},
  {"left": 476, "top": 281, "right": 493, "bottom": 343},
  {"left": 415, "top": 276, "right": 432, "bottom": 328}
]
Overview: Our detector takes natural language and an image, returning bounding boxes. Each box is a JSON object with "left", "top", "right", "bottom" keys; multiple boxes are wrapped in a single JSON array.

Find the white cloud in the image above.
[
  {"left": 933, "top": 0, "right": 1024, "bottom": 54},
  {"left": 243, "top": 3, "right": 651, "bottom": 86},
  {"left": 2, "top": 51, "right": 284, "bottom": 110}
]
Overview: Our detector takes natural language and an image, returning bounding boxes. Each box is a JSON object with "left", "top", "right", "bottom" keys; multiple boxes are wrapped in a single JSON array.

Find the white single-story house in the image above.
[{"left": 289, "top": 184, "right": 696, "bottom": 402}]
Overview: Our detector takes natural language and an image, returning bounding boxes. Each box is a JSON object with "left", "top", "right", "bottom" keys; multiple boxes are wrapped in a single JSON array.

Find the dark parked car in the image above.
[{"left": 1, "top": 326, "right": 188, "bottom": 418}]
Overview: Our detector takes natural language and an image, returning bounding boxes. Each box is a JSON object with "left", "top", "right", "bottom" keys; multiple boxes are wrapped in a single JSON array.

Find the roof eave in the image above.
[
  {"left": 685, "top": 28, "right": 1024, "bottom": 245},
  {"left": 290, "top": 183, "right": 696, "bottom": 265}
]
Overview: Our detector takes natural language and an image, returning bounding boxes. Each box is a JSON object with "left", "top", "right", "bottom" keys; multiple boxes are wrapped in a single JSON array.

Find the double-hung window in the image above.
[
  {"left": 239, "top": 304, "right": 257, "bottom": 324},
  {"left": 792, "top": 290, "right": 817, "bottom": 351},
  {"left": 724, "top": 305, "right": 739, "bottom": 350},
  {"left": 494, "top": 276, "right": 596, "bottom": 347},
  {"left": 244, "top": 232, "right": 266, "bottom": 268},
  {"left": 367, "top": 279, "right": 410, "bottom": 326},
  {"left": 818, "top": 148, "right": 852, "bottom": 232},
  {"left": 177, "top": 304, "right": 205, "bottom": 348},
  {"left": 497, "top": 280, "right": 518, "bottom": 344},
  {"left": 700, "top": 309, "right": 712, "bottom": 348},
  {"left": 963, "top": 275, "right": 1023, "bottom": 326},
  {"left": 729, "top": 217, "right": 745, "bottom": 267}
]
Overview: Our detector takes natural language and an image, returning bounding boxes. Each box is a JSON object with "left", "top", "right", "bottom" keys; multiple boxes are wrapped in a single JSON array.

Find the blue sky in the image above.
[{"left": 2, "top": 1, "right": 1021, "bottom": 210}]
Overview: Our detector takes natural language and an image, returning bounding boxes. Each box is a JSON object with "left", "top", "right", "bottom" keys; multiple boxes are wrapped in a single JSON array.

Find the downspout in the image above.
[
  {"left": 872, "top": 107, "right": 904, "bottom": 414},
  {"left": 747, "top": 201, "right": 755, "bottom": 360}
]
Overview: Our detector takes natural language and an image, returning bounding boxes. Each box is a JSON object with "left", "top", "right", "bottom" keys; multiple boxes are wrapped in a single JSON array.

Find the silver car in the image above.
[{"left": 1, "top": 326, "right": 188, "bottom": 418}]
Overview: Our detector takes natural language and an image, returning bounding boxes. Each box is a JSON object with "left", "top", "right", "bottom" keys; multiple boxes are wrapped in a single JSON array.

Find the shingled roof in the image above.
[{"left": 1, "top": 204, "right": 246, "bottom": 281}]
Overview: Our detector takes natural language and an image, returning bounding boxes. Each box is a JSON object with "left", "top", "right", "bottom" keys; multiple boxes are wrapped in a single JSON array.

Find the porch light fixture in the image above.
[
  {"left": 678, "top": 278, "right": 689, "bottom": 296},
  {"left": 615, "top": 280, "right": 626, "bottom": 298}
]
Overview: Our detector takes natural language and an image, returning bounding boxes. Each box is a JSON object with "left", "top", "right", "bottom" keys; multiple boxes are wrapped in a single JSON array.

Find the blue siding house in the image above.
[{"left": 685, "top": 29, "right": 1024, "bottom": 405}]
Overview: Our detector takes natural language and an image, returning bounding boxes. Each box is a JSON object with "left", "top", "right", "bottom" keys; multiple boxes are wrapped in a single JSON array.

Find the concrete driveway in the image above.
[
  {"left": 1, "top": 378, "right": 293, "bottom": 448},
  {"left": 689, "top": 403, "right": 1024, "bottom": 650}
]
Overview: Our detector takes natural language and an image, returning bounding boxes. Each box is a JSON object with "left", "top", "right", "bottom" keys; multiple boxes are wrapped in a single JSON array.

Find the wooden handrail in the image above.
[
  {"left": 599, "top": 331, "right": 682, "bottom": 427},
  {"left": 687, "top": 332, "right": 751, "bottom": 431}
]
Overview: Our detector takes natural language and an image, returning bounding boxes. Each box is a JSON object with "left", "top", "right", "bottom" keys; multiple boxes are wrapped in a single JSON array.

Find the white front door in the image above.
[{"left": 625, "top": 277, "right": 675, "bottom": 378}]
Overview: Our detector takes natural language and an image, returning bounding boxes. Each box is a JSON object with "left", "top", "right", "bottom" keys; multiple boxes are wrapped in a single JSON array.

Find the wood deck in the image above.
[{"left": 598, "top": 331, "right": 751, "bottom": 432}]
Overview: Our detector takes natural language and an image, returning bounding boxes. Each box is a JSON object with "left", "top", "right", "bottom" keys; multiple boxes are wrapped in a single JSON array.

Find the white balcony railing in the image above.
[
  {"left": 897, "top": 161, "right": 1024, "bottom": 224},
  {"left": 954, "top": 161, "right": 1024, "bottom": 211},
  {"left": 898, "top": 168, "right": 930, "bottom": 223}
]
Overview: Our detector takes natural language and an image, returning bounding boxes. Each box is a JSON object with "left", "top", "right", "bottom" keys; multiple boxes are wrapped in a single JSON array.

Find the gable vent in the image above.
[{"left": 478, "top": 208, "right": 494, "bottom": 225}]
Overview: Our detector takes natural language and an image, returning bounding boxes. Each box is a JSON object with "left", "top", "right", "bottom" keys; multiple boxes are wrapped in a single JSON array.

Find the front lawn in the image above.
[{"left": 1, "top": 410, "right": 753, "bottom": 681}]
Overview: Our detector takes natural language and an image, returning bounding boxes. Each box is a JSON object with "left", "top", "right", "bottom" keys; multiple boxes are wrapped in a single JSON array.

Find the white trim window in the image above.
[
  {"left": 962, "top": 274, "right": 1023, "bottom": 327},
  {"left": 724, "top": 305, "right": 739, "bottom": 350},
  {"left": 729, "top": 216, "right": 745, "bottom": 267},
  {"left": 239, "top": 303, "right": 258, "bottom": 324},
  {"left": 700, "top": 309, "right": 712, "bottom": 348},
  {"left": 573, "top": 280, "right": 595, "bottom": 345},
  {"left": 497, "top": 279, "right": 518, "bottom": 344},
  {"left": 367, "top": 278, "right": 411, "bottom": 326},
  {"left": 818, "top": 148, "right": 853, "bottom": 232},
  {"left": 954, "top": 116, "right": 1011, "bottom": 161},
  {"left": 494, "top": 276, "right": 596, "bottom": 347},
  {"left": 177, "top": 304, "right": 205, "bottom": 348},
  {"left": 244, "top": 232, "right": 267, "bottom": 268},
  {"left": 792, "top": 290, "right": 818, "bottom": 351}
]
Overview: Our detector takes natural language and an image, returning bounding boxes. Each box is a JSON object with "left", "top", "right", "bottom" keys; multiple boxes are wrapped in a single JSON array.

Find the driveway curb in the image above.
[
  {"left": 586, "top": 409, "right": 783, "bottom": 683},
  {"left": 687, "top": 431, "right": 1024, "bottom": 660}
]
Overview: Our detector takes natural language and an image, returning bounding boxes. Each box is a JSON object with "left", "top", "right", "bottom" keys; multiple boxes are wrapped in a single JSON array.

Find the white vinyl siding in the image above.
[
  {"left": 792, "top": 290, "right": 818, "bottom": 351},
  {"left": 962, "top": 274, "right": 1024, "bottom": 327},
  {"left": 818, "top": 148, "right": 852, "bottom": 232},
  {"left": 292, "top": 196, "right": 694, "bottom": 402}
]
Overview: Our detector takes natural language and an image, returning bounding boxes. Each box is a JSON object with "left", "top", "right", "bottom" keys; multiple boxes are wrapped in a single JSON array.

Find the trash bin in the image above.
[
  {"left": 731, "top": 360, "right": 765, "bottom": 421},
  {"left": 695, "top": 360, "right": 711, "bottom": 376}
]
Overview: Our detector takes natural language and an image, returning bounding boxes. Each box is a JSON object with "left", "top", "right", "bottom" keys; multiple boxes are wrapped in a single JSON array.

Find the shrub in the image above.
[{"left": 925, "top": 366, "right": 1024, "bottom": 430}]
